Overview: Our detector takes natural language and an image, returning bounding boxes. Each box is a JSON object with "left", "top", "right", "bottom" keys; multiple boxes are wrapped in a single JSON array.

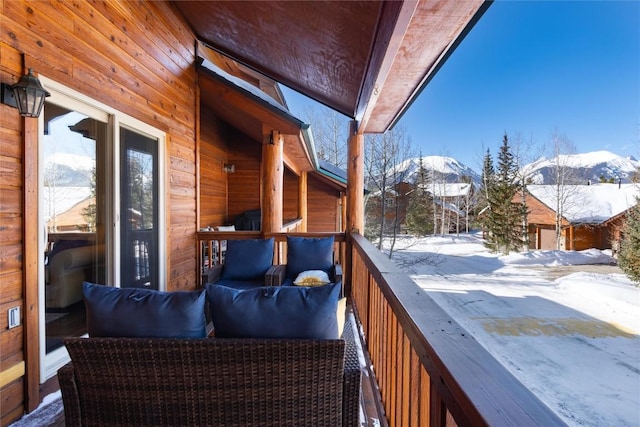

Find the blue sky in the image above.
[{"left": 283, "top": 0, "right": 639, "bottom": 170}]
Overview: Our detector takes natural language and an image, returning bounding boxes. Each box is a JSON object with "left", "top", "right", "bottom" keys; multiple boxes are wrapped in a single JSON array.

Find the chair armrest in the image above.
[
  {"left": 333, "top": 264, "right": 343, "bottom": 284},
  {"left": 202, "top": 264, "right": 223, "bottom": 285},
  {"left": 58, "top": 363, "right": 82, "bottom": 425},
  {"left": 341, "top": 317, "right": 362, "bottom": 427},
  {"left": 265, "top": 265, "right": 286, "bottom": 286}
]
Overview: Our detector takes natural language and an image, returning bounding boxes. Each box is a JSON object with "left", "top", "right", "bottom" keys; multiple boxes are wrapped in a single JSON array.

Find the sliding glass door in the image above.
[
  {"left": 39, "top": 77, "right": 165, "bottom": 381},
  {"left": 120, "top": 128, "right": 159, "bottom": 289}
]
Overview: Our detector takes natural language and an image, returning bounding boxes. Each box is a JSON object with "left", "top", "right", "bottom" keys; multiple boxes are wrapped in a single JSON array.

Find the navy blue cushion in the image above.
[
  {"left": 221, "top": 238, "right": 274, "bottom": 281},
  {"left": 215, "top": 279, "right": 265, "bottom": 290},
  {"left": 206, "top": 282, "right": 342, "bottom": 339},
  {"left": 286, "top": 236, "right": 334, "bottom": 278},
  {"left": 48, "top": 239, "right": 89, "bottom": 262},
  {"left": 83, "top": 282, "right": 206, "bottom": 338}
]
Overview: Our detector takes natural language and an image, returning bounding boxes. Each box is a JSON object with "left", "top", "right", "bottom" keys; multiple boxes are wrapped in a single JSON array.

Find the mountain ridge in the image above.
[
  {"left": 385, "top": 150, "right": 639, "bottom": 186},
  {"left": 47, "top": 150, "right": 639, "bottom": 187}
]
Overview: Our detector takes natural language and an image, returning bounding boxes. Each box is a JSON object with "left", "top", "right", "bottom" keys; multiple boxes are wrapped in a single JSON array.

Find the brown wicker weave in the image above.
[{"left": 59, "top": 332, "right": 361, "bottom": 427}]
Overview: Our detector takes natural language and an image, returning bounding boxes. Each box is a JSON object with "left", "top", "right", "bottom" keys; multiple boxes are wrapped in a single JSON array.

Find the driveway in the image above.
[
  {"left": 391, "top": 235, "right": 640, "bottom": 427},
  {"left": 526, "top": 263, "right": 623, "bottom": 280}
]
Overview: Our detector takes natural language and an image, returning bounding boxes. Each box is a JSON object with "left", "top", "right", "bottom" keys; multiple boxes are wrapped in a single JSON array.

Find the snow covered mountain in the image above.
[
  {"left": 521, "top": 151, "right": 639, "bottom": 185},
  {"left": 44, "top": 153, "right": 94, "bottom": 187},
  {"left": 43, "top": 149, "right": 638, "bottom": 190},
  {"left": 385, "top": 156, "right": 481, "bottom": 185}
]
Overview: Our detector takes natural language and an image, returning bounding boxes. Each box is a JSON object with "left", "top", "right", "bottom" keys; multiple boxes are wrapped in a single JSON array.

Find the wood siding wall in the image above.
[
  {"left": 283, "top": 168, "right": 299, "bottom": 223},
  {"left": 0, "top": 2, "right": 197, "bottom": 423},
  {"left": 199, "top": 108, "right": 229, "bottom": 228},
  {"left": 525, "top": 195, "right": 560, "bottom": 225},
  {"left": 307, "top": 176, "right": 341, "bottom": 232},
  {"left": 574, "top": 225, "right": 608, "bottom": 251},
  {"left": 227, "top": 132, "right": 261, "bottom": 223}
]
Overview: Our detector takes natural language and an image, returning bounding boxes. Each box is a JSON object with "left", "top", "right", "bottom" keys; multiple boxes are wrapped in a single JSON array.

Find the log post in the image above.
[
  {"left": 345, "top": 121, "right": 364, "bottom": 295},
  {"left": 262, "top": 130, "right": 283, "bottom": 233},
  {"left": 346, "top": 121, "right": 364, "bottom": 234}
]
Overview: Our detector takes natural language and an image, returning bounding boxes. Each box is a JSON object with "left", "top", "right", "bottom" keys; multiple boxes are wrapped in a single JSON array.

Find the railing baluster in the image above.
[
  {"left": 401, "top": 333, "right": 410, "bottom": 427},
  {"left": 348, "top": 232, "right": 565, "bottom": 427}
]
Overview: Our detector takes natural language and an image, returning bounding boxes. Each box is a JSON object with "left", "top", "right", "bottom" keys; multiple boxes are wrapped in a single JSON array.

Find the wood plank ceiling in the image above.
[{"left": 174, "top": 0, "right": 490, "bottom": 134}]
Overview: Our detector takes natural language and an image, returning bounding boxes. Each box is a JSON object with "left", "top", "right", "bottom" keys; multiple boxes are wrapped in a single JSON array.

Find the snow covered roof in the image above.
[
  {"left": 43, "top": 187, "right": 92, "bottom": 222},
  {"left": 200, "top": 58, "right": 293, "bottom": 117},
  {"left": 527, "top": 183, "right": 640, "bottom": 224},
  {"left": 317, "top": 159, "right": 347, "bottom": 185},
  {"left": 419, "top": 182, "right": 472, "bottom": 197}
]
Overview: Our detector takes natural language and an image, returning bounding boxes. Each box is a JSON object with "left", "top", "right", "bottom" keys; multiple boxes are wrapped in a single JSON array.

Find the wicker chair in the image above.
[
  {"left": 266, "top": 236, "right": 343, "bottom": 288},
  {"left": 58, "top": 324, "right": 361, "bottom": 427}
]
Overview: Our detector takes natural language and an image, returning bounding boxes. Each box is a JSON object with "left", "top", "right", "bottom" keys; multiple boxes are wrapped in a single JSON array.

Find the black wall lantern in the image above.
[{"left": 1, "top": 68, "right": 50, "bottom": 118}]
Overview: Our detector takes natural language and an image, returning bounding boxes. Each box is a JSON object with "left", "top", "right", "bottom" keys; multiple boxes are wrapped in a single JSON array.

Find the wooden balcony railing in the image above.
[
  {"left": 348, "top": 232, "right": 565, "bottom": 426},
  {"left": 194, "top": 231, "right": 565, "bottom": 426}
]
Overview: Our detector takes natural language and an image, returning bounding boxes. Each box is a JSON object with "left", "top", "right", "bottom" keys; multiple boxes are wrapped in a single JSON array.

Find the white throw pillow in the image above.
[{"left": 293, "top": 270, "right": 331, "bottom": 286}]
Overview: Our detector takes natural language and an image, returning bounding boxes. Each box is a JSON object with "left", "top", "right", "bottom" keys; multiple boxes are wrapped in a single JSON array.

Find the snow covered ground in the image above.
[{"left": 386, "top": 233, "right": 640, "bottom": 427}]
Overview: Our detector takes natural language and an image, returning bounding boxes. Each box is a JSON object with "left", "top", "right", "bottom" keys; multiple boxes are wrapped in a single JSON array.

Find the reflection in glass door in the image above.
[
  {"left": 42, "top": 102, "right": 107, "bottom": 353},
  {"left": 120, "top": 128, "right": 159, "bottom": 289}
]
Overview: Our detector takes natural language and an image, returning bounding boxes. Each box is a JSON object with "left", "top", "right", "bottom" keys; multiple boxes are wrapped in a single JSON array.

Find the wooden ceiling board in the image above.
[
  {"left": 199, "top": 68, "right": 302, "bottom": 134},
  {"left": 175, "top": 1, "right": 385, "bottom": 117},
  {"left": 198, "top": 67, "right": 314, "bottom": 171},
  {"left": 177, "top": 0, "right": 489, "bottom": 134}
]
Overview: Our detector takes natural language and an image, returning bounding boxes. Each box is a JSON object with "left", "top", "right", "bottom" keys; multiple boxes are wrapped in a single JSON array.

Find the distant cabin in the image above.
[{"left": 521, "top": 183, "right": 639, "bottom": 251}]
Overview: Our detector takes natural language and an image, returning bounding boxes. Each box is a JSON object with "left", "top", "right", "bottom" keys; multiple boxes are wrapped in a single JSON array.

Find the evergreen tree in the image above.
[
  {"left": 405, "top": 155, "right": 433, "bottom": 236},
  {"left": 478, "top": 148, "right": 495, "bottom": 232},
  {"left": 619, "top": 196, "right": 640, "bottom": 285},
  {"left": 458, "top": 174, "right": 476, "bottom": 233},
  {"left": 82, "top": 166, "right": 97, "bottom": 231},
  {"left": 482, "top": 134, "right": 525, "bottom": 254},
  {"left": 478, "top": 148, "right": 496, "bottom": 211}
]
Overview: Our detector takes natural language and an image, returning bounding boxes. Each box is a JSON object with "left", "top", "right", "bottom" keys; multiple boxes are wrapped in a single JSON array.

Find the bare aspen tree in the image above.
[
  {"left": 424, "top": 158, "right": 447, "bottom": 235},
  {"left": 301, "top": 105, "right": 348, "bottom": 169},
  {"left": 364, "top": 126, "right": 413, "bottom": 257},
  {"left": 548, "top": 131, "right": 580, "bottom": 250},
  {"left": 511, "top": 132, "right": 542, "bottom": 251},
  {"left": 459, "top": 175, "right": 476, "bottom": 233}
]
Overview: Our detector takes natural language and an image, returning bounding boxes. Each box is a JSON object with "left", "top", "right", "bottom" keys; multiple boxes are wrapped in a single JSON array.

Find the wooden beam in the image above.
[
  {"left": 346, "top": 121, "right": 364, "bottom": 234},
  {"left": 358, "top": 0, "right": 418, "bottom": 129},
  {"left": 262, "top": 131, "right": 283, "bottom": 233},
  {"left": 283, "top": 150, "right": 301, "bottom": 176},
  {"left": 298, "top": 171, "right": 307, "bottom": 232},
  {"left": 195, "top": 60, "right": 202, "bottom": 233},
  {"left": 23, "top": 115, "right": 40, "bottom": 412},
  {"left": 341, "top": 192, "right": 347, "bottom": 233}
]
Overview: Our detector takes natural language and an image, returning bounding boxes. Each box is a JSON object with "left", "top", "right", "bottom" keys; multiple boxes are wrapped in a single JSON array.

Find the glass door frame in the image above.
[
  {"left": 119, "top": 126, "right": 160, "bottom": 289},
  {"left": 37, "top": 76, "right": 167, "bottom": 381}
]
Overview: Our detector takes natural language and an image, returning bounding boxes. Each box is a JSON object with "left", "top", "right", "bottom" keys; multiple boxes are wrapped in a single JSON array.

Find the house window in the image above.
[
  {"left": 39, "top": 77, "right": 166, "bottom": 380},
  {"left": 385, "top": 197, "right": 395, "bottom": 208}
]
